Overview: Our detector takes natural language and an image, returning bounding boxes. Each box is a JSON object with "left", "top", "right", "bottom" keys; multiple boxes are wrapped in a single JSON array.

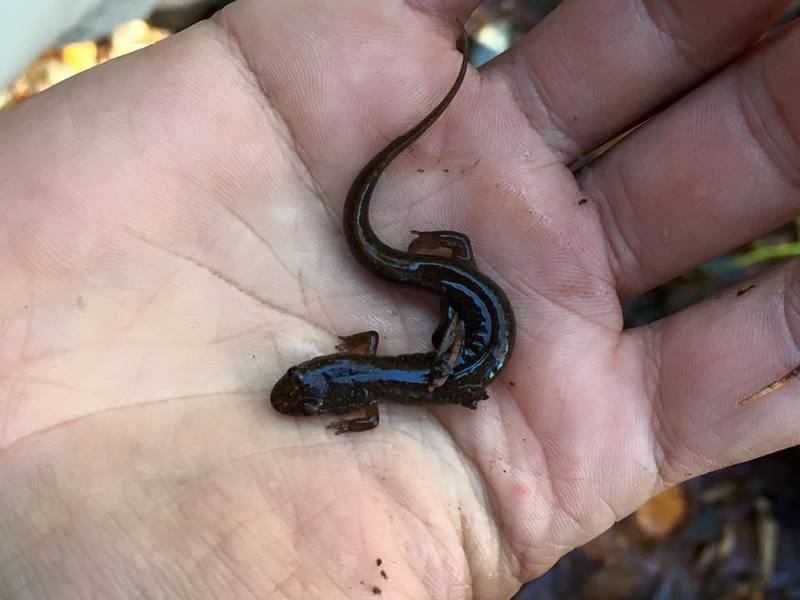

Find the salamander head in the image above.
[{"left": 270, "top": 365, "right": 330, "bottom": 416}]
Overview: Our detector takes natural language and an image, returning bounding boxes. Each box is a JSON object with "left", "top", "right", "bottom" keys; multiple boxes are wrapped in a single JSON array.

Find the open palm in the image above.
[{"left": 2, "top": 0, "right": 799, "bottom": 597}]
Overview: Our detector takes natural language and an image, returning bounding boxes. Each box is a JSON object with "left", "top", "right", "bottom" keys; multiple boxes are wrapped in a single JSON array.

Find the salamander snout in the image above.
[{"left": 270, "top": 366, "right": 328, "bottom": 416}]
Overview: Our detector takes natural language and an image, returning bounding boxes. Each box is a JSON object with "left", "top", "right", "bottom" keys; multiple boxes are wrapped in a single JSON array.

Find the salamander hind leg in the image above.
[
  {"left": 335, "top": 331, "right": 379, "bottom": 355},
  {"left": 408, "top": 230, "right": 474, "bottom": 388},
  {"left": 461, "top": 389, "right": 489, "bottom": 410},
  {"left": 328, "top": 403, "right": 380, "bottom": 435},
  {"left": 431, "top": 302, "right": 457, "bottom": 349},
  {"left": 428, "top": 312, "right": 465, "bottom": 391},
  {"left": 408, "top": 230, "right": 476, "bottom": 267}
]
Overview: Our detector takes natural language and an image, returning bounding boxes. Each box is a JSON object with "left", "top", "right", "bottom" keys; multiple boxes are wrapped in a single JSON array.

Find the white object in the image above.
[{"left": 0, "top": 0, "right": 205, "bottom": 87}]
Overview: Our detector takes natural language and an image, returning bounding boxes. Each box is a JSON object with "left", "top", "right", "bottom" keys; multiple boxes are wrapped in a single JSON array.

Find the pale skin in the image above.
[{"left": 1, "top": 0, "right": 799, "bottom": 597}]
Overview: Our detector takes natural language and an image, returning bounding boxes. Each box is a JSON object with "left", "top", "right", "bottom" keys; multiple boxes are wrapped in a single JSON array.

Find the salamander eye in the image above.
[
  {"left": 286, "top": 366, "right": 303, "bottom": 383},
  {"left": 302, "top": 398, "right": 324, "bottom": 415}
]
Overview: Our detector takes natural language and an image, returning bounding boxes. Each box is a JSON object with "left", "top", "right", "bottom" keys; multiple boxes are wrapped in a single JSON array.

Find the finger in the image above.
[
  {"left": 630, "top": 261, "right": 800, "bottom": 487},
  {"left": 579, "top": 19, "right": 800, "bottom": 300},
  {"left": 481, "top": 0, "right": 788, "bottom": 162}
]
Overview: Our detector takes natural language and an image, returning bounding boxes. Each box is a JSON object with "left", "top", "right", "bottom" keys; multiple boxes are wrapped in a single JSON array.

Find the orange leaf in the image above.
[{"left": 635, "top": 486, "right": 687, "bottom": 539}]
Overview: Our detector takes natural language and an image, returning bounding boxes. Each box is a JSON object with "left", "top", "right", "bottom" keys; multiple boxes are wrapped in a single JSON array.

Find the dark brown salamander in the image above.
[{"left": 271, "top": 26, "right": 515, "bottom": 433}]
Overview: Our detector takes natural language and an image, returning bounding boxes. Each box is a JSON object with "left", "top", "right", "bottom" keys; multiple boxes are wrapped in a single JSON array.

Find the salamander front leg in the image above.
[
  {"left": 327, "top": 403, "right": 380, "bottom": 435},
  {"left": 335, "top": 330, "right": 379, "bottom": 355},
  {"left": 328, "top": 330, "right": 381, "bottom": 434}
]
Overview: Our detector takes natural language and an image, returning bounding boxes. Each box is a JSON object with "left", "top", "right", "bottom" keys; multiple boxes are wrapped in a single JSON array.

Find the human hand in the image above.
[{"left": 1, "top": 0, "right": 798, "bottom": 597}]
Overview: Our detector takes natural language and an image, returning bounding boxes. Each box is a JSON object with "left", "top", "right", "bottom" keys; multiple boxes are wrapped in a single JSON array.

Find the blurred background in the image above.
[{"left": 2, "top": 1, "right": 800, "bottom": 598}]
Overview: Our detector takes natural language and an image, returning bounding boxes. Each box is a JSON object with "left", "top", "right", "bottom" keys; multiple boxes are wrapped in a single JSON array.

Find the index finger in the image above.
[{"left": 479, "top": 0, "right": 788, "bottom": 162}]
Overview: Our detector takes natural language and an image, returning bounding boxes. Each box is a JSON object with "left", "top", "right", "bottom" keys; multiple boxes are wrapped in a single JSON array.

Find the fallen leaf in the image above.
[
  {"left": 635, "top": 486, "right": 687, "bottom": 538},
  {"left": 62, "top": 41, "right": 98, "bottom": 73}
]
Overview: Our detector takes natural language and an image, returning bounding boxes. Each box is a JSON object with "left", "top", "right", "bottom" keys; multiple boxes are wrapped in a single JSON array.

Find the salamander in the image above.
[{"left": 270, "top": 25, "right": 515, "bottom": 433}]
